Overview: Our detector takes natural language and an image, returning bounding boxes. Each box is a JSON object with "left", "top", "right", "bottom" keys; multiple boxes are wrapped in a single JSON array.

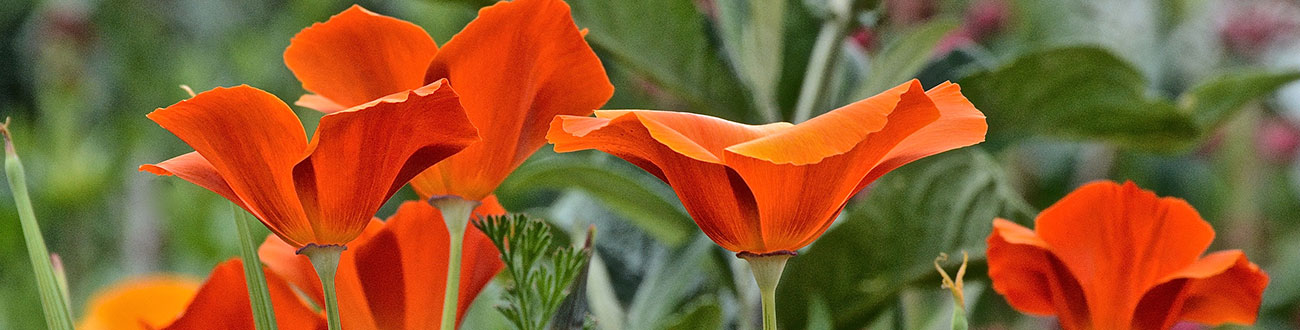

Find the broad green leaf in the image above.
[
  {"left": 499, "top": 155, "right": 696, "bottom": 247},
  {"left": 855, "top": 19, "right": 959, "bottom": 98},
  {"left": 961, "top": 46, "right": 1300, "bottom": 152},
  {"left": 1180, "top": 70, "right": 1300, "bottom": 129},
  {"left": 959, "top": 46, "right": 1200, "bottom": 151},
  {"left": 716, "top": 0, "right": 787, "bottom": 121},
  {"left": 776, "top": 149, "right": 1035, "bottom": 329},
  {"left": 568, "top": 0, "right": 756, "bottom": 121}
]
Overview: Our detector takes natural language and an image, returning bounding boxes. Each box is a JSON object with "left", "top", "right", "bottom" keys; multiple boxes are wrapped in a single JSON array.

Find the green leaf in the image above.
[
  {"left": 568, "top": 0, "right": 756, "bottom": 121},
  {"left": 776, "top": 149, "right": 1035, "bottom": 329},
  {"left": 959, "top": 46, "right": 1199, "bottom": 151},
  {"left": 499, "top": 156, "right": 697, "bottom": 247},
  {"left": 716, "top": 0, "right": 787, "bottom": 121},
  {"left": 663, "top": 299, "right": 723, "bottom": 330},
  {"left": 855, "top": 19, "right": 960, "bottom": 98},
  {"left": 960, "top": 46, "right": 1300, "bottom": 152},
  {"left": 475, "top": 214, "right": 593, "bottom": 330},
  {"left": 550, "top": 228, "right": 596, "bottom": 330},
  {"left": 1, "top": 122, "right": 74, "bottom": 330},
  {"left": 1180, "top": 70, "right": 1300, "bottom": 129},
  {"left": 626, "top": 237, "right": 720, "bottom": 330}
]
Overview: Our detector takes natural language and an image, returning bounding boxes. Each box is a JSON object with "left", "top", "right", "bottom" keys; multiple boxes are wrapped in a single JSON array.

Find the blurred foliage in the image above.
[{"left": 2, "top": 0, "right": 1300, "bottom": 329}]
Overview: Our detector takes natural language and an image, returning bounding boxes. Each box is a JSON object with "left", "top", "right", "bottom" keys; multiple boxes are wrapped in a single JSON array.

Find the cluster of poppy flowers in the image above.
[{"left": 73, "top": 0, "right": 1268, "bottom": 329}]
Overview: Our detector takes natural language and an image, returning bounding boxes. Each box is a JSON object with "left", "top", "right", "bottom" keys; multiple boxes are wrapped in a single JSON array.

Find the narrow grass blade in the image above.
[{"left": 2, "top": 119, "right": 75, "bottom": 330}]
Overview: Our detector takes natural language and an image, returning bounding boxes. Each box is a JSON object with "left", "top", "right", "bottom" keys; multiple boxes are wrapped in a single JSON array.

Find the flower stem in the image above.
[
  {"left": 430, "top": 195, "right": 480, "bottom": 330},
  {"left": 301, "top": 244, "right": 347, "bottom": 330},
  {"left": 233, "top": 205, "right": 278, "bottom": 330},
  {"left": 742, "top": 253, "right": 792, "bottom": 330},
  {"left": 2, "top": 119, "right": 74, "bottom": 330}
]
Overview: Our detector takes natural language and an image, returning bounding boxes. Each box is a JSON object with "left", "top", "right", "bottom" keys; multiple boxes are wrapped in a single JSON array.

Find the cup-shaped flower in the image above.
[
  {"left": 987, "top": 181, "right": 1269, "bottom": 330},
  {"left": 284, "top": 0, "right": 613, "bottom": 202},
  {"left": 77, "top": 277, "right": 200, "bottom": 330},
  {"left": 163, "top": 197, "right": 507, "bottom": 330},
  {"left": 140, "top": 82, "right": 478, "bottom": 248},
  {"left": 547, "top": 80, "right": 986, "bottom": 254}
]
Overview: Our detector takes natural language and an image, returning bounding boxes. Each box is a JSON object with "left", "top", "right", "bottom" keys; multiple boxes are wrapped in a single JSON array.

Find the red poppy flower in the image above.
[
  {"left": 163, "top": 197, "right": 506, "bottom": 330},
  {"left": 284, "top": 0, "right": 613, "bottom": 202},
  {"left": 987, "top": 181, "right": 1269, "bottom": 330},
  {"left": 547, "top": 80, "right": 986, "bottom": 254},
  {"left": 140, "top": 83, "right": 478, "bottom": 248}
]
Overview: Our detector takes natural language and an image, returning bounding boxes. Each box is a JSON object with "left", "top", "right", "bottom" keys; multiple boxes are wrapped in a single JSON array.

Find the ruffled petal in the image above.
[
  {"left": 140, "top": 152, "right": 246, "bottom": 211},
  {"left": 986, "top": 219, "right": 1092, "bottom": 330},
  {"left": 348, "top": 198, "right": 505, "bottom": 329},
  {"left": 548, "top": 113, "right": 763, "bottom": 252},
  {"left": 293, "top": 80, "right": 479, "bottom": 245},
  {"left": 1033, "top": 181, "right": 1215, "bottom": 329},
  {"left": 78, "top": 276, "right": 200, "bottom": 330},
  {"left": 145, "top": 85, "right": 313, "bottom": 247},
  {"left": 285, "top": 5, "right": 437, "bottom": 111},
  {"left": 412, "top": 0, "right": 613, "bottom": 201},
  {"left": 1130, "top": 250, "right": 1268, "bottom": 329},
  {"left": 594, "top": 110, "right": 791, "bottom": 163},
  {"left": 858, "top": 81, "right": 987, "bottom": 186},
  {"left": 162, "top": 259, "right": 325, "bottom": 330},
  {"left": 722, "top": 80, "right": 940, "bottom": 252}
]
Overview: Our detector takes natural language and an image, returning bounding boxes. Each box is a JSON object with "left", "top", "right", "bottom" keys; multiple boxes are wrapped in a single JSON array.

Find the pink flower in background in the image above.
[{"left": 1219, "top": 0, "right": 1300, "bottom": 58}]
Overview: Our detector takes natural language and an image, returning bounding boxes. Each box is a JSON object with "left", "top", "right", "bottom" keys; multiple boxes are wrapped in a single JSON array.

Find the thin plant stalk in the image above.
[
  {"left": 2, "top": 119, "right": 75, "bottom": 330},
  {"left": 430, "top": 196, "right": 480, "bottom": 330},
  {"left": 301, "top": 244, "right": 347, "bottom": 330},
  {"left": 792, "top": 0, "right": 859, "bottom": 123},
  {"left": 233, "top": 205, "right": 279, "bottom": 330},
  {"left": 742, "top": 253, "right": 792, "bottom": 330}
]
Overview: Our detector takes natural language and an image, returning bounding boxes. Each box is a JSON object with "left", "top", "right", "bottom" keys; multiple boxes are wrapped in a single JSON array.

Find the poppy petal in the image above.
[
  {"left": 162, "top": 259, "right": 324, "bottom": 330},
  {"left": 986, "top": 218, "right": 1092, "bottom": 330},
  {"left": 285, "top": 5, "right": 437, "bottom": 111},
  {"left": 349, "top": 198, "right": 505, "bottom": 329},
  {"left": 140, "top": 152, "right": 246, "bottom": 211},
  {"left": 295, "top": 94, "right": 347, "bottom": 114},
  {"left": 78, "top": 277, "right": 200, "bottom": 330},
  {"left": 594, "top": 110, "right": 791, "bottom": 163},
  {"left": 146, "top": 85, "right": 313, "bottom": 247},
  {"left": 1033, "top": 181, "right": 1215, "bottom": 329},
  {"left": 859, "top": 81, "right": 987, "bottom": 186},
  {"left": 1130, "top": 250, "right": 1268, "bottom": 328},
  {"left": 293, "top": 80, "right": 478, "bottom": 245},
  {"left": 723, "top": 80, "right": 940, "bottom": 252},
  {"left": 413, "top": 0, "right": 614, "bottom": 200},
  {"left": 548, "top": 114, "right": 763, "bottom": 252}
]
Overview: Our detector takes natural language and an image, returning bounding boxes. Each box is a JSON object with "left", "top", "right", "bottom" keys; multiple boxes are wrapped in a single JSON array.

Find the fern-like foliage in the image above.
[{"left": 475, "top": 214, "right": 593, "bottom": 330}]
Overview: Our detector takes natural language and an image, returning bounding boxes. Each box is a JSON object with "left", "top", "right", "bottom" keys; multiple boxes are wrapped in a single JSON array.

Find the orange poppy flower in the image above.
[
  {"left": 987, "top": 181, "right": 1269, "bottom": 330},
  {"left": 284, "top": 0, "right": 613, "bottom": 202},
  {"left": 547, "top": 80, "right": 986, "bottom": 254},
  {"left": 77, "top": 276, "right": 201, "bottom": 330},
  {"left": 164, "top": 197, "right": 506, "bottom": 330},
  {"left": 140, "top": 82, "right": 478, "bottom": 248}
]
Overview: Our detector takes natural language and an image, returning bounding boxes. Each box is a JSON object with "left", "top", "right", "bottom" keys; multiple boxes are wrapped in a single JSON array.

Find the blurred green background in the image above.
[{"left": 3, "top": 0, "right": 1300, "bottom": 329}]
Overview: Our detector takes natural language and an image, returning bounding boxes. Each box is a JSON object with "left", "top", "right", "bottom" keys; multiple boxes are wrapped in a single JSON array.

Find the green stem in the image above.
[
  {"left": 743, "top": 254, "right": 791, "bottom": 330},
  {"left": 233, "top": 205, "right": 279, "bottom": 330},
  {"left": 791, "top": 0, "right": 856, "bottom": 123},
  {"left": 2, "top": 120, "right": 74, "bottom": 330},
  {"left": 301, "top": 244, "right": 347, "bottom": 330},
  {"left": 430, "top": 196, "right": 480, "bottom": 330}
]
